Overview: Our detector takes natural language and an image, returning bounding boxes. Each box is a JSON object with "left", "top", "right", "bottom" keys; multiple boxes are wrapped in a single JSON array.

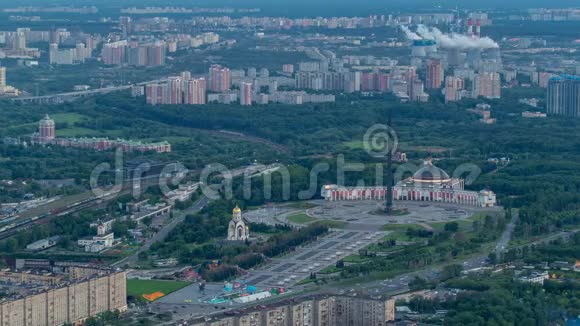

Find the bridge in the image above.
[{"left": 10, "top": 79, "right": 166, "bottom": 104}]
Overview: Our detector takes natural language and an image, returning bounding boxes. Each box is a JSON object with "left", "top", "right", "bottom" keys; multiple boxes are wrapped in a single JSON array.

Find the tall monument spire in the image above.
[{"left": 385, "top": 108, "right": 394, "bottom": 214}]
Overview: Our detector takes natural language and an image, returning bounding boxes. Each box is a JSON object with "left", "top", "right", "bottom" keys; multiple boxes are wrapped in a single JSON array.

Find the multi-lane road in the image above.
[
  {"left": 113, "top": 196, "right": 210, "bottom": 267},
  {"left": 330, "top": 209, "right": 520, "bottom": 297}
]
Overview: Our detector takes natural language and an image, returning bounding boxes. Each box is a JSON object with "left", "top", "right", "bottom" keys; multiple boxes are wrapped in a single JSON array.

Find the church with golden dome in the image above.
[
  {"left": 227, "top": 206, "right": 250, "bottom": 241},
  {"left": 321, "top": 161, "right": 496, "bottom": 207}
]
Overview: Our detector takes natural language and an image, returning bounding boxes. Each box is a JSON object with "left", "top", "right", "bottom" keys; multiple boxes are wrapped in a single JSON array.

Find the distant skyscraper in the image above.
[
  {"left": 547, "top": 75, "right": 580, "bottom": 117},
  {"left": 184, "top": 78, "right": 207, "bottom": 105},
  {"left": 209, "top": 65, "right": 231, "bottom": 92},
  {"left": 425, "top": 59, "right": 443, "bottom": 89},
  {"left": 240, "top": 82, "right": 253, "bottom": 106}
]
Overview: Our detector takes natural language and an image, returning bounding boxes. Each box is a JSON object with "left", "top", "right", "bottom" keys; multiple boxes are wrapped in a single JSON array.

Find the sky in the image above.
[{"left": 3, "top": 0, "right": 578, "bottom": 16}]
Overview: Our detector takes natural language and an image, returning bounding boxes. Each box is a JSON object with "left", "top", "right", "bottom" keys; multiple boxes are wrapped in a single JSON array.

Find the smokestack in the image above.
[
  {"left": 476, "top": 19, "right": 481, "bottom": 38},
  {"left": 467, "top": 18, "right": 473, "bottom": 37}
]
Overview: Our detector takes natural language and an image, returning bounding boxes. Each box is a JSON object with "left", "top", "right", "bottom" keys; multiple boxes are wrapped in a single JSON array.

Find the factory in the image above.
[{"left": 402, "top": 20, "right": 503, "bottom": 101}]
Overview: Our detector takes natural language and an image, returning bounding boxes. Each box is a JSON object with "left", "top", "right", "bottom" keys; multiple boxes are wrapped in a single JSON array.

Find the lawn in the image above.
[
  {"left": 287, "top": 212, "right": 315, "bottom": 224},
  {"left": 343, "top": 255, "right": 372, "bottom": 263},
  {"left": 428, "top": 212, "right": 492, "bottom": 231},
  {"left": 381, "top": 223, "right": 422, "bottom": 231},
  {"left": 51, "top": 113, "right": 87, "bottom": 124},
  {"left": 313, "top": 220, "right": 348, "bottom": 229},
  {"left": 127, "top": 279, "right": 190, "bottom": 301}
]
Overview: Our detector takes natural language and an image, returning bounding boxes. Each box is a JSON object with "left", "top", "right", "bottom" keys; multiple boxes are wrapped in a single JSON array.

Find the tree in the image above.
[
  {"left": 408, "top": 276, "right": 432, "bottom": 291},
  {"left": 444, "top": 222, "right": 459, "bottom": 233},
  {"left": 138, "top": 251, "right": 148, "bottom": 260},
  {"left": 142, "top": 216, "right": 153, "bottom": 228},
  {"left": 441, "top": 264, "right": 463, "bottom": 280}
]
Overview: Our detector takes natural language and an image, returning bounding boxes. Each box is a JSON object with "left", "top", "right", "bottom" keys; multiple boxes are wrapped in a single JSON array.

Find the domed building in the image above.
[
  {"left": 400, "top": 160, "right": 463, "bottom": 190},
  {"left": 227, "top": 206, "right": 250, "bottom": 241},
  {"left": 321, "top": 160, "right": 496, "bottom": 207}
]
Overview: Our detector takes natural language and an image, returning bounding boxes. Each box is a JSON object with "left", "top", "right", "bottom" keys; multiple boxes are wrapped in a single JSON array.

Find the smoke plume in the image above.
[
  {"left": 400, "top": 25, "right": 422, "bottom": 40},
  {"left": 405, "top": 25, "right": 499, "bottom": 50}
]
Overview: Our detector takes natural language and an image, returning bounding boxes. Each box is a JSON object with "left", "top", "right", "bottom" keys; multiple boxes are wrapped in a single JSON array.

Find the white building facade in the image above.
[{"left": 322, "top": 161, "right": 496, "bottom": 208}]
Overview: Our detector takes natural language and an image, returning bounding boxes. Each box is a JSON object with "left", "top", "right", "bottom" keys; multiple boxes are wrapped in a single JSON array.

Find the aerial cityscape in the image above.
[{"left": 0, "top": 0, "right": 579, "bottom": 325}]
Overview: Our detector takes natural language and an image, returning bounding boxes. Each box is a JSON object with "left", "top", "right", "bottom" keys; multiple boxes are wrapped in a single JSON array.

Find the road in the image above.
[
  {"left": 326, "top": 209, "right": 519, "bottom": 298},
  {"left": 149, "top": 208, "right": 520, "bottom": 323},
  {"left": 494, "top": 210, "right": 519, "bottom": 254},
  {"left": 112, "top": 165, "right": 270, "bottom": 267},
  {"left": 11, "top": 79, "right": 167, "bottom": 104},
  {"left": 113, "top": 196, "right": 210, "bottom": 267}
]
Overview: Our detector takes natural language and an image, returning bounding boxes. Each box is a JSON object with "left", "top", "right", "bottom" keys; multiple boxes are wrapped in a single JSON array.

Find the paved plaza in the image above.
[
  {"left": 152, "top": 199, "right": 500, "bottom": 318},
  {"left": 244, "top": 200, "right": 501, "bottom": 232},
  {"left": 151, "top": 228, "right": 387, "bottom": 318},
  {"left": 243, "top": 229, "right": 387, "bottom": 288},
  {"left": 306, "top": 200, "right": 494, "bottom": 229}
]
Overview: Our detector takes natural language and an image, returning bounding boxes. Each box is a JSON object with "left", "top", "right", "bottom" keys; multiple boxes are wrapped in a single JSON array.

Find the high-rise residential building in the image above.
[
  {"left": 0, "top": 67, "right": 5, "bottom": 89},
  {"left": 282, "top": 64, "right": 295, "bottom": 74},
  {"left": 538, "top": 72, "right": 556, "bottom": 88},
  {"left": 119, "top": 16, "right": 132, "bottom": 38},
  {"left": 445, "top": 76, "right": 464, "bottom": 103},
  {"left": 547, "top": 75, "right": 580, "bottom": 117},
  {"left": 192, "top": 295, "right": 395, "bottom": 326},
  {"left": 247, "top": 67, "right": 257, "bottom": 78},
  {"left": 75, "top": 43, "right": 89, "bottom": 63},
  {"left": 180, "top": 71, "right": 192, "bottom": 81},
  {"left": 208, "top": 65, "right": 231, "bottom": 92},
  {"left": 127, "top": 43, "right": 147, "bottom": 66},
  {"left": 240, "top": 81, "right": 253, "bottom": 105},
  {"left": 101, "top": 40, "right": 127, "bottom": 65},
  {"left": 0, "top": 268, "right": 126, "bottom": 326},
  {"left": 378, "top": 73, "right": 390, "bottom": 92},
  {"left": 146, "top": 84, "right": 166, "bottom": 105},
  {"left": 49, "top": 43, "right": 89, "bottom": 65},
  {"left": 425, "top": 59, "right": 443, "bottom": 89},
  {"left": 147, "top": 41, "right": 166, "bottom": 66},
  {"left": 474, "top": 72, "right": 501, "bottom": 99},
  {"left": 39, "top": 114, "right": 56, "bottom": 144},
  {"left": 184, "top": 78, "right": 207, "bottom": 105},
  {"left": 13, "top": 29, "right": 26, "bottom": 50},
  {"left": 102, "top": 41, "right": 165, "bottom": 67},
  {"left": 361, "top": 72, "right": 377, "bottom": 92},
  {"left": 166, "top": 77, "right": 183, "bottom": 105}
]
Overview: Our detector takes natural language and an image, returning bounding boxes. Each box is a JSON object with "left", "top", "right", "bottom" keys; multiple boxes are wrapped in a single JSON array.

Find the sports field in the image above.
[{"left": 127, "top": 279, "right": 191, "bottom": 301}]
